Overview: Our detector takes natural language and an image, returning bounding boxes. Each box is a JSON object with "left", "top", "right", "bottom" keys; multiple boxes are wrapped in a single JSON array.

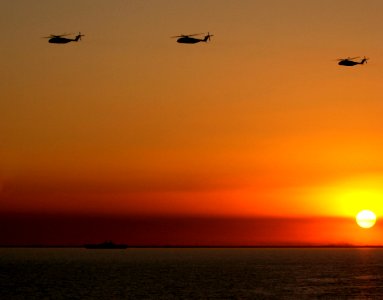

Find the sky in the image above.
[{"left": 1, "top": 0, "right": 383, "bottom": 245}]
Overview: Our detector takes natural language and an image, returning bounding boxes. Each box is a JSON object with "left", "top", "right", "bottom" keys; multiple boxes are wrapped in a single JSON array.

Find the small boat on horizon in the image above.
[{"left": 84, "top": 241, "right": 128, "bottom": 249}]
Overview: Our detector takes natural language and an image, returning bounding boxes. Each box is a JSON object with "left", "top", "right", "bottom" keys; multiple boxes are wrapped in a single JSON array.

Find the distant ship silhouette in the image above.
[{"left": 84, "top": 241, "right": 128, "bottom": 249}]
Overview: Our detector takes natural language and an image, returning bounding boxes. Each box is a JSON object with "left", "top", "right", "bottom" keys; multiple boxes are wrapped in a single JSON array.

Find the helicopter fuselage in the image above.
[
  {"left": 177, "top": 37, "right": 203, "bottom": 44},
  {"left": 338, "top": 60, "right": 359, "bottom": 66},
  {"left": 338, "top": 58, "right": 367, "bottom": 66},
  {"left": 48, "top": 34, "right": 82, "bottom": 44},
  {"left": 49, "top": 37, "right": 74, "bottom": 44}
]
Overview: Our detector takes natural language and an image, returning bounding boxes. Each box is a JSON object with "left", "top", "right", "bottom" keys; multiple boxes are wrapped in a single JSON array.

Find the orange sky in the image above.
[{"left": 1, "top": 0, "right": 383, "bottom": 245}]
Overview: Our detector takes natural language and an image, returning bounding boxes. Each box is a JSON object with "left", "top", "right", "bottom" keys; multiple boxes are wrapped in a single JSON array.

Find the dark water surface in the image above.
[{"left": 1, "top": 248, "right": 383, "bottom": 299}]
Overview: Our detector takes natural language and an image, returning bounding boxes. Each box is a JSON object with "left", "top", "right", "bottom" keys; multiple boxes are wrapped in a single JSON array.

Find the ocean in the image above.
[{"left": 1, "top": 248, "right": 383, "bottom": 299}]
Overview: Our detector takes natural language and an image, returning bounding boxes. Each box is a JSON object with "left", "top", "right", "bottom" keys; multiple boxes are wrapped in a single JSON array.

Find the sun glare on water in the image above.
[{"left": 356, "top": 210, "right": 377, "bottom": 229}]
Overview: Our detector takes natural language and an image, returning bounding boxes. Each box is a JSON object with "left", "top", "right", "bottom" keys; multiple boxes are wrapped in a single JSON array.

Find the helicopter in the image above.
[
  {"left": 172, "top": 32, "right": 213, "bottom": 44},
  {"left": 44, "top": 32, "right": 84, "bottom": 44},
  {"left": 337, "top": 56, "right": 369, "bottom": 66}
]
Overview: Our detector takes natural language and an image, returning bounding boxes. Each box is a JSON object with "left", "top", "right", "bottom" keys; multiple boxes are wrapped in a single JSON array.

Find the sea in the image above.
[{"left": 1, "top": 248, "right": 383, "bottom": 299}]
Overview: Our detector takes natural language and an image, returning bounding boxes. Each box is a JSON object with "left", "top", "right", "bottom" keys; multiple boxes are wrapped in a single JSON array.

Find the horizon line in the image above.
[{"left": 2, "top": 244, "right": 383, "bottom": 249}]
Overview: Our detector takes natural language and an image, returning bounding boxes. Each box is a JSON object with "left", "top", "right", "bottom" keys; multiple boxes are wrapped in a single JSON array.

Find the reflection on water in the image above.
[{"left": 1, "top": 248, "right": 383, "bottom": 299}]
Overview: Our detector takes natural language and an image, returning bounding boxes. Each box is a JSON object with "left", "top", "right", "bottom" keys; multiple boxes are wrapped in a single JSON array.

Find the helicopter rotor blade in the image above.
[
  {"left": 43, "top": 33, "right": 73, "bottom": 38},
  {"left": 188, "top": 33, "right": 204, "bottom": 37},
  {"left": 42, "top": 35, "right": 61, "bottom": 38},
  {"left": 336, "top": 56, "right": 360, "bottom": 61},
  {"left": 171, "top": 33, "right": 204, "bottom": 38},
  {"left": 55, "top": 33, "right": 72, "bottom": 37},
  {"left": 171, "top": 34, "right": 189, "bottom": 38},
  {"left": 348, "top": 56, "right": 360, "bottom": 60},
  {"left": 77, "top": 32, "right": 85, "bottom": 40}
]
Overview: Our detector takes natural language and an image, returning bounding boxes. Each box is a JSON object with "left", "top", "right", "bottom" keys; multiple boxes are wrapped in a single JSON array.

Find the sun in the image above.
[{"left": 356, "top": 210, "right": 377, "bottom": 229}]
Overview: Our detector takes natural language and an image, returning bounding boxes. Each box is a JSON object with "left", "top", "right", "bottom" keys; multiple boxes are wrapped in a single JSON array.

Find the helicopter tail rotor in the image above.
[
  {"left": 361, "top": 56, "right": 369, "bottom": 64},
  {"left": 204, "top": 32, "right": 214, "bottom": 42},
  {"left": 75, "top": 32, "right": 85, "bottom": 41}
]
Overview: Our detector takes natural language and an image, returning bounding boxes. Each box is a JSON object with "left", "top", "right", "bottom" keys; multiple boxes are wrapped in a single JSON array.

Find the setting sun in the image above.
[{"left": 356, "top": 210, "right": 377, "bottom": 229}]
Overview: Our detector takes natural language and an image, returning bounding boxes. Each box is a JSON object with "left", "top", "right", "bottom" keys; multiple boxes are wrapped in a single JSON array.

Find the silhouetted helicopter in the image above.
[
  {"left": 337, "top": 56, "right": 369, "bottom": 66},
  {"left": 44, "top": 32, "right": 84, "bottom": 44},
  {"left": 172, "top": 32, "right": 213, "bottom": 44}
]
